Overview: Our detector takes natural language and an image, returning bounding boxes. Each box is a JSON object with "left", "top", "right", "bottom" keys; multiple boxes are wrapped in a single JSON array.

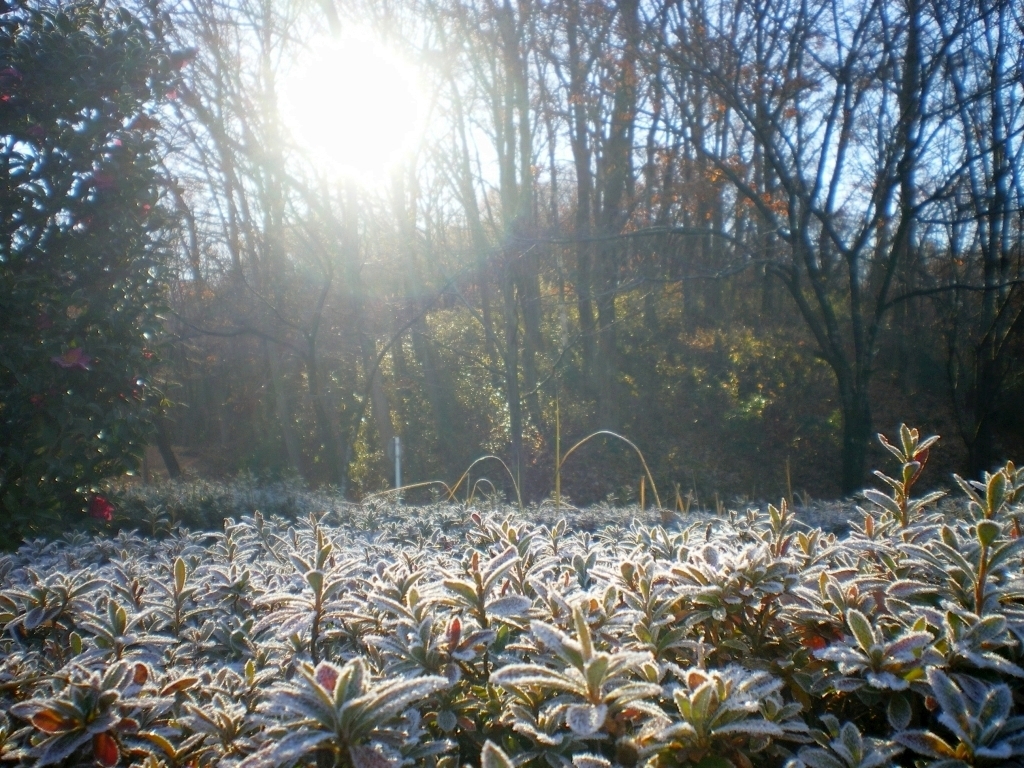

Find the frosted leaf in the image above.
[
  {"left": 565, "top": 703, "right": 607, "bottom": 736},
  {"left": 436, "top": 710, "right": 457, "bottom": 732},
  {"left": 481, "top": 547, "right": 519, "bottom": 592},
  {"left": 236, "top": 732, "right": 334, "bottom": 768},
  {"left": 480, "top": 741, "right": 515, "bottom": 768},
  {"left": 487, "top": 595, "right": 532, "bottom": 618},
  {"left": 713, "top": 719, "right": 784, "bottom": 738},
  {"left": 349, "top": 744, "right": 397, "bottom": 768},
  {"left": 530, "top": 621, "right": 573, "bottom": 652},
  {"left": 865, "top": 671, "right": 909, "bottom": 690}
]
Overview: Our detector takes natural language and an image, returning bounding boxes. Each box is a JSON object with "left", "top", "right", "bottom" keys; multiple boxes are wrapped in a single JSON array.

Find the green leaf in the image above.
[
  {"left": 900, "top": 424, "right": 916, "bottom": 457},
  {"left": 305, "top": 569, "right": 324, "bottom": 595},
  {"left": 691, "top": 681, "right": 716, "bottom": 726},
  {"left": 36, "top": 731, "right": 94, "bottom": 767},
  {"left": 531, "top": 620, "right": 583, "bottom": 669},
  {"left": 976, "top": 520, "right": 1001, "bottom": 547},
  {"left": 878, "top": 433, "right": 905, "bottom": 461},
  {"left": 490, "top": 664, "right": 582, "bottom": 695},
  {"left": 887, "top": 693, "right": 912, "bottom": 731},
  {"left": 585, "top": 655, "right": 610, "bottom": 693},
  {"left": 236, "top": 731, "right": 334, "bottom": 768},
  {"left": 574, "top": 604, "right": 593, "bottom": 662},
  {"left": 795, "top": 748, "right": 845, "bottom": 768},
  {"left": 23, "top": 606, "right": 46, "bottom": 631},
  {"left": 114, "top": 604, "right": 128, "bottom": 635},
  {"left": 443, "top": 579, "right": 479, "bottom": 605},
  {"left": 986, "top": 471, "right": 1007, "bottom": 517},
  {"left": 839, "top": 721, "right": 863, "bottom": 763},
  {"left": 173, "top": 557, "right": 186, "bottom": 592},
  {"left": 480, "top": 741, "right": 515, "bottom": 768},
  {"left": 481, "top": 547, "right": 519, "bottom": 594},
  {"left": 863, "top": 489, "right": 903, "bottom": 518},
  {"left": 714, "top": 720, "right": 784, "bottom": 738},
  {"left": 487, "top": 595, "right": 532, "bottom": 618},
  {"left": 846, "top": 609, "right": 876, "bottom": 653},
  {"left": 926, "top": 669, "right": 967, "bottom": 729},
  {"left": 895, "top": 730, "right": 957, "bottom": 759},
  {"left": 954, "top": 474, "right": 983, "bottom": 506},
  {"left": 359, "top": 675, "right": 449, "bottom": 723}
]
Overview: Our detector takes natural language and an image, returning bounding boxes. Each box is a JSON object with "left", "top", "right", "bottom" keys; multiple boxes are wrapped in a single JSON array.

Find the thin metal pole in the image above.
[{"left": 394, "top": 436, "right": 402, "bottom": 501}]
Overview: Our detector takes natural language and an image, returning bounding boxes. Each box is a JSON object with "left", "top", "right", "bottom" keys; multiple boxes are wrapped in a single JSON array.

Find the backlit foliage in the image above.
[{"left": 0, "top": 0, "right": 179, "bottom": 547}]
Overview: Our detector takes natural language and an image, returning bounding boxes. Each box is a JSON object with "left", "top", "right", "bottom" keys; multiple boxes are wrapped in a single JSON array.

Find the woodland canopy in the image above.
[{"left": 2, "top": 0, "right": 1023, "bottom": 528}]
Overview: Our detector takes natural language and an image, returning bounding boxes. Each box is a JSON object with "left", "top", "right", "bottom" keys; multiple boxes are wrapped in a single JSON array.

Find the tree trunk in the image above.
[
  {"left": 517, "top": 250, "right": 545, "bottom": 435},
  {"left": 566, "top": 0, "right": 596, "bottom": 372},
  {"left": 264, "top": 339, "right": 302, "bottom": 475},
  {"left": 592, "top": 0, "right": 639, "bottom": 430},
  {"left": 305, "top": 345, "right": 347, "bottom": 490},
  {"left": 448, "top": 82, "right": 503, "bottom": 386},
  {"left": 839, "top": 382, "right": 872, "bottom": 495},
  {"left": 502, "top": 265, "right": 524, "bottom": 486},
  {"left": 969, "top": 352, "right": 998, "bottom": 477},
  {"left": 154, "top": 417, "right": 182, "bottom": 480},
  {"left": 393, "top": 173, "right": 460, "bottom": 476}
]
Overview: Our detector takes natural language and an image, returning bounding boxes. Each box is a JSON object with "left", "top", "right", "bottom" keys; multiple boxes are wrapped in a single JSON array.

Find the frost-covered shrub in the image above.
[{"left": 1, "top": 429, "right": 1023, "bottom": 767}]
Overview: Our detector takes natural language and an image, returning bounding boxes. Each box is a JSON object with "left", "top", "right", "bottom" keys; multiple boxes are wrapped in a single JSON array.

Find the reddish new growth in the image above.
[
  {"left": 52, "top": 348, "right": 91, "bottom": 370},
  {"left": 89, "top": 495, "right": 114, "bottom": 522},
  {"left": 314, "top": 662, "right": 340, "bottom": 693},
  {"left": 89, "top": 172, "right": 116, "bottom": 194},
  {"left": 447, "top": 616, "right": 462, "bottom": 651},
  {"left": 0, "top": 66, "right": 22, "bottom": 101},
  {"left": 92, "top": 732, "right": 119, "bottom": 767}
]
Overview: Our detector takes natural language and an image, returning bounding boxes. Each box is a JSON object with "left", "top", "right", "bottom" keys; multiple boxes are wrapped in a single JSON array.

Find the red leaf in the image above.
[
  {"left": 447, "top": 616, "right": 462, "bottom": 650},
  {"left": 31, "top": 710, "right": 73, "bottom": 734},
  {"left": 89, "top": 495, "right": 115, "bottom": 522},
  {"left": 93, "top": 733, "right": 119, "bottom": 767},
  {"left": 160, "top": 677, "right": 198, "bottom": 695},
  {"left": 314, "top": 662, "right": 340, "bottom": 693}
]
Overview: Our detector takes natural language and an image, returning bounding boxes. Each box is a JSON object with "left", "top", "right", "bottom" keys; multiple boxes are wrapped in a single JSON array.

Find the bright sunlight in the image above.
[{"left": 279, "top": 32, "right": 424, "bottom": 182}]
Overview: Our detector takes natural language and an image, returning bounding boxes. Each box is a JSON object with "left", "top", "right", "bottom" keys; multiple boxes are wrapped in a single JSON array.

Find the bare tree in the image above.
[
  {"left": 656, "top": 0, "right": 941, "bottom": 491},
  {"left": 919, "top": 0, "right": 1024, "bottom": 474}
]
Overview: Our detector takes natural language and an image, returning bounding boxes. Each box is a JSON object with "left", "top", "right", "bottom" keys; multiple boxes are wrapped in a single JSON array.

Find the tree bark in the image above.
[
  {"left": 154, "top": 417, "right": 182, "bottom": 480},
  {"left": 264, "top": 338, "right": 302, "bottom": 475}
]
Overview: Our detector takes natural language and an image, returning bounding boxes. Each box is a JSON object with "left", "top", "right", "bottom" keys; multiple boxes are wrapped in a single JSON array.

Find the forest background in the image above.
[{"left": 7, "top": 0, "right": 1024, "bottom": 512}]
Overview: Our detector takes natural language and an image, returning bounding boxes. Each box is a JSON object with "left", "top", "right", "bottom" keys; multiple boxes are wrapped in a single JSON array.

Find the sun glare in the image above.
[{"left": 279, "top": 32, "right": 424, "bottom": 183}]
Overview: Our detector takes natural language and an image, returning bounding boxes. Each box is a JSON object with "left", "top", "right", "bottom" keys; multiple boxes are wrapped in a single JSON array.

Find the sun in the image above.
[{"left": 279, "top": 32, "right": 425, "bottom": 182}]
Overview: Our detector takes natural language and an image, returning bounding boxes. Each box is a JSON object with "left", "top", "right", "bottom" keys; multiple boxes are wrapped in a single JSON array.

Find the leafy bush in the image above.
[
  {"left": 0, "top": 0, "right": 179, "bottom": 547},
  {"left": 1, "top": 429, "right": 1022, "bottom": 767}
]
